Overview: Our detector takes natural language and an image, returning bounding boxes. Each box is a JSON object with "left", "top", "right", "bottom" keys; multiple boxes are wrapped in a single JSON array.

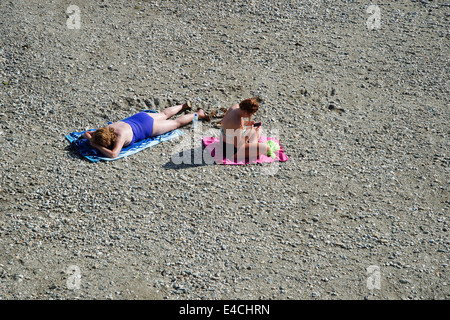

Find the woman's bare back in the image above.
[
  {"left": 108, "top": 121, "right": 133, "bottom": 147},
  {"left": 222, "top": 104, "right": 243, "bottom": 130}
]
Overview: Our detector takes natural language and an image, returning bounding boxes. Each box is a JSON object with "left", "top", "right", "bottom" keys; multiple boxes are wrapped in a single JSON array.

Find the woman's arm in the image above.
[
  {"left": 89, "top": 141, "right": 118, "bottom": 158},
  {"left": 82, "top": 131, "right": 94, "bottom": 140},
  {"left": 242, "top": 112, "right": 253, "bottom": 127},
  {"left": 89, "top": 134, "right": 126, "bottom": 159},
  {"left": 82, "top": 131, "right": 118, "bottom": 158}
]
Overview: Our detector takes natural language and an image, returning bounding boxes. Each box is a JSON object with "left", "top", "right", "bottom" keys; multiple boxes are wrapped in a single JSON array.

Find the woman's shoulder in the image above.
[{"left": 226, "top": 104, "right": 239, "bottom": 115}]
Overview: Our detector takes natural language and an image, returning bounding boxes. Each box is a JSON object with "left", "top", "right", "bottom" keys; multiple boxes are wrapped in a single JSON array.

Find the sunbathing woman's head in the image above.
[
  {"left": 91, "top": 127, "right": 117, "bottom": 149},
  {"left": 239, "top": 97, "right": 260, "bottom": 117}
]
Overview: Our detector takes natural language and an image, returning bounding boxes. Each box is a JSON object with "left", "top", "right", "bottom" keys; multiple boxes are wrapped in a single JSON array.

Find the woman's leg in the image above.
[
  {"left": 151, "top": 109, "right": 208, "bottom": 136},
  {"left": 247, "top": 126, "right": 262, "bottom": 144},
  {"left": 150, "top": 103, "right": 191, "bottom": 121},
  {"left": 151, "top": 114, "right": 194, "bottom": 136},
  {"left": 235, "top": 142, "right": 268, "bottom": 160}
]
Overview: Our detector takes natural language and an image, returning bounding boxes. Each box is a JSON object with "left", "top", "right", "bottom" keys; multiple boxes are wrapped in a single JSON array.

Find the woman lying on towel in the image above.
[
  {"left": 82, "top": 102, "right": 210, "bottom": 158},
  {"left": 220, "top": 97, "right": 278, "bottom": 160}
]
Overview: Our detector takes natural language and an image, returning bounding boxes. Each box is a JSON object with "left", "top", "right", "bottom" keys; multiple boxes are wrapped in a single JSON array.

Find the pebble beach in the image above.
[{"left": 0, "top": 0, "right": 448, "bottom": 300}]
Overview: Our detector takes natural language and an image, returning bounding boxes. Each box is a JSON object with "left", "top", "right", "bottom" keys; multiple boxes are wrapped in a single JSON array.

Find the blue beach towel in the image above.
[{"left": 65, "top": 110, "right": 183, "bottom": 162}]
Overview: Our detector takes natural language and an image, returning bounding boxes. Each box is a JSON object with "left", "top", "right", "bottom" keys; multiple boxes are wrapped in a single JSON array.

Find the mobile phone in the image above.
[{"left": 253, "top": 122, "right": 262, "bottom": 127}]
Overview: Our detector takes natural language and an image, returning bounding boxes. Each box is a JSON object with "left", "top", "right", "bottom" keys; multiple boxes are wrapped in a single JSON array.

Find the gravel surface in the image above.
[{"left": 0, "top": 0, "right": 448, "bottom": 300}]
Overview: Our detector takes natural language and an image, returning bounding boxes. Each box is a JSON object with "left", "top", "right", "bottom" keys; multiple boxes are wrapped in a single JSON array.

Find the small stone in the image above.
[{"left": 399, "top": 279, "right": 410, "bottom": 284}]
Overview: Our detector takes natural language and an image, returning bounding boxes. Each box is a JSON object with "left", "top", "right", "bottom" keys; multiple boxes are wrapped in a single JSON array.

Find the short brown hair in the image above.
[
  {"left": 239, "top": 97, "right": 260, "bottom": 115},
  {"left": 91, "top": 127, "right": 116, "bottom": 149}
]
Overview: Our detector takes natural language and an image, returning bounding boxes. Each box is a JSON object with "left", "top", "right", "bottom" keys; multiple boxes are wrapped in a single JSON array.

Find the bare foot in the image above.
[
  {"left": 182, "top": 101, "right": 192, "bottom": 111},
  {"left": 196, "top": 108, "right": 211, "bottom": 121}
]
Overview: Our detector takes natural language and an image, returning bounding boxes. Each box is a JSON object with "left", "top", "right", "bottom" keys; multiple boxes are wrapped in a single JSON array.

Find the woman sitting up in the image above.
[{"left": 220, "top": 97, "right": 277, "bottom": 160}]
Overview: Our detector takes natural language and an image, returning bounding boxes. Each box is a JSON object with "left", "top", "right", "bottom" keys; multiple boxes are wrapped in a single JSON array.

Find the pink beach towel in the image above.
[{"left": 202, "top": 136, "right": 289, "bottom": 165}]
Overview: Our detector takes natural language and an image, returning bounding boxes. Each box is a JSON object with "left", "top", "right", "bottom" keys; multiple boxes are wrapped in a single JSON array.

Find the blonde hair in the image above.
[{"left": 91, "top": 127, "right": 116, "bottom": 149}]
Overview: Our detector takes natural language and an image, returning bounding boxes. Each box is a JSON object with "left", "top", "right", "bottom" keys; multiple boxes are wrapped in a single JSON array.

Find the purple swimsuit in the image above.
[{"left": 121, "top": 112, "right": 154, "bottom": 146}]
